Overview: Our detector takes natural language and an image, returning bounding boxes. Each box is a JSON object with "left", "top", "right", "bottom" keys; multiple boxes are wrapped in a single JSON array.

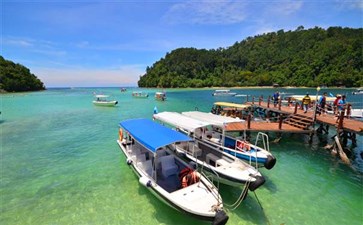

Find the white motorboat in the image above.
[
  {"left": 116, "top": 118, "right": 228, "bottom": 225},
  {"left": 352, "top": 88, "right": 363, "bottom": 95},
  {"left": 182, "top": 111, "right": 277, "bottom": 170},
  {"left": 153, "top": 111, "right": 266, "bottom": 191},
  {"left": 350, "top": 109, "right": 363, "bottom": 118},
  {"left": 155, "top": 91, "right": 166, "bottom": 101},
  {"left": 212, "top": 90, "right": 237, "bottom": 96},
  {"left": 93, "top": 95, "right": 118, "bottom": 106}
]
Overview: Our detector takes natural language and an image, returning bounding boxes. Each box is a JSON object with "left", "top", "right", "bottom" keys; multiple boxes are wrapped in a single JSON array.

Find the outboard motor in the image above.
[
  {"left": 248, "top": 175, "right": 266, "bottom": 191},
  {"left": 264, "top": 155, "right": 277, "bottom": 170}
]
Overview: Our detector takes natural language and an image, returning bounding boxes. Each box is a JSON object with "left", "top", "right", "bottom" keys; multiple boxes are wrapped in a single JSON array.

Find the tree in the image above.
[{"left": 0, "top": 56, "right": 45, "bottom": 92}]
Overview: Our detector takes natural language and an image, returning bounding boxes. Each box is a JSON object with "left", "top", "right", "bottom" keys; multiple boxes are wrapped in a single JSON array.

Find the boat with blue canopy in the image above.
[{"left": 116, "top": 118, "right": 228, "bottom": 225}]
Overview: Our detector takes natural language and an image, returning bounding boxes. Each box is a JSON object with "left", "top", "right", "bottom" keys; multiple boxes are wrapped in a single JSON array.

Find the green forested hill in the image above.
[
  {"left": 138, "top": 26, "right": 363, "bottom": 88},
  {"left": 0, "top": 56, "right": 45, "bottom": 92}
]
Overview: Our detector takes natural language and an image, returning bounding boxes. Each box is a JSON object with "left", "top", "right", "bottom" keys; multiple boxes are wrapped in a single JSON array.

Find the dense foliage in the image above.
[
  {"left": 138, "top": 26, "right": 363, "bottom": 88},
  {"left": 0, "top": 56, "right": 45, "bottom": 92}
]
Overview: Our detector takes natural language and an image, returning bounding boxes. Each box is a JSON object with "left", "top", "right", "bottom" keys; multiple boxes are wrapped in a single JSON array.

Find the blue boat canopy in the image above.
[{"left": 120, "top": 118, "right": 193, "bottom": 152}]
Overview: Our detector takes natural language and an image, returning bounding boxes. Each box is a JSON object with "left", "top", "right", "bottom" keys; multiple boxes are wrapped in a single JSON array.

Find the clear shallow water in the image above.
[{"left": 1, "top": 87, "right": 362, "bottom": 225}]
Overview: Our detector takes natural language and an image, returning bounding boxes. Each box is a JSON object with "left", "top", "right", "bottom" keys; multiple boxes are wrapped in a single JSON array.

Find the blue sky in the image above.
[{"left": 2, "top": 0, "right": 362, "bottom": 87}]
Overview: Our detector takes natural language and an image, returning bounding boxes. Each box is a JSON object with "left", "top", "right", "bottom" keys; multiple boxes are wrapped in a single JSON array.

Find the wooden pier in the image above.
[
  {"left": 214, "top": 96, "right": 362, "bottom": 165},
  {"left": 245, "top": 99, "right": 363, "bottom": 134}
]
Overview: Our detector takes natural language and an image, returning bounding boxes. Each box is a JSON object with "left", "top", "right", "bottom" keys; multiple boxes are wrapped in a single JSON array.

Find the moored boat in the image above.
[
  {"left": 132, "top": 91, "right": 149, "bottom": 98},
  {"left": 350, "top": 109, "right": 363, "bottom": 118},
  {"left": 154, "top": 111, "right": 265, "bottom": 191},
  {"left": 182, "top": 111, "right": 277, "bottom": 170},
  {"left": 116, "top": 118, "right": 228, "bottom": 225},
  {"left": 92, "top": 95, "right": 118, "bottom": 106},
  {"left": 352, "top": 88, "right": 363, "bottom": 95},
  {"left": 212, "top": 89, "right": 237, "bottom": 96},
  {"left": 210, "top": 102, "right": 250, "bottom": 118},
  {"left": 155, "top": 91, "right": 167, "bottom": 101}
]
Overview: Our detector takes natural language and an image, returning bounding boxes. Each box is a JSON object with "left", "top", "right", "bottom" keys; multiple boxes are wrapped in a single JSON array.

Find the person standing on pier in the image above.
[
  {"left": 273, "top": 91, "right": 280, "bottom": 107},
  {"left": 336, "top": 95, "right": 347, "bottom": 122},
  {"left": 318, "top": 92, "right": 327, "bottom": 115},
  {"left": 302, "top": 93, "right": 311, "bottom": 113},
  {"left": 333, "top": 94, "right": 342, "bottom": 115}
]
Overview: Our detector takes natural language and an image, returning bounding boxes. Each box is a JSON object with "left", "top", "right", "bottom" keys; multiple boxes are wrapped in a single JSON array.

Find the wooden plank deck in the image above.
[
  {"left": 225, "top": 121, "right": 312, "bottom": 133},
  {"left": 247, "top": 102, "right": 363, "bottom": 134}
]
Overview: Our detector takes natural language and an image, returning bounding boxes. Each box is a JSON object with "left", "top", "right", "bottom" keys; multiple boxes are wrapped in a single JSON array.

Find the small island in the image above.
[{"left": 0, "top": 56, "right": 45, "bottom": 92}]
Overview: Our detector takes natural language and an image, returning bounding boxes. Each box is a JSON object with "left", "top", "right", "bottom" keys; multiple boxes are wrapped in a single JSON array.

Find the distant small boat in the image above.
[
  {"left": 120, "top": 88, "right": 127, "bottom": 92},
  {"left": 352, "top": 88, "right": 363, "bottom": 95},
  {"left": 93, "top": 95, "right": 118, "bottom": 107},
  {"left": 155, "top": 91, "right": 166, "bottom": 101},
  {"left": 235, "top": 94, "right": 248, "bottom": 97},
  {"left": 212, "top": 89, "right": 237, "bottom": 96},
  {"left": 132, "top": 91, "right": 149, "bottom": 98}
]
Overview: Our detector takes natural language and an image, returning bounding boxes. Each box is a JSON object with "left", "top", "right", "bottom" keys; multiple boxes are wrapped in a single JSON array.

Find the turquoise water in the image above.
[{"left": 1, "top": 87, "right": 362, "bottom": 225}]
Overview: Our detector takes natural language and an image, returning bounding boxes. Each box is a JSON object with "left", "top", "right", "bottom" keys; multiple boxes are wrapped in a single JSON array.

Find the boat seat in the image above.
[
  {"left": 157, "top": 149, "right": 167, "bottom": 157},
  {"left": 160, "top": 155, "right": 178, "bottom": 178},
  {"left": 130, "top": 147, "right": 141, "bottom": 155},
  {"left": 190, "top": 147, "right": 202, "bottom": 158},
  {"left": 137, "top": 160, "right": 153, "bottom": 177},
  {"left": 132, "top": 153, "right": 146, "bottom": 163},
  {"left": 137, "top": 153, "right": 146, "bottom": 162}
]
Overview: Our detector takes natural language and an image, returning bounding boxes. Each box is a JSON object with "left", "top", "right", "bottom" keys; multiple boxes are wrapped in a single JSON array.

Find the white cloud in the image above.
[
  {"left": 3, "top": 36, "right": 65, "bottom": 57},
  {"left": 269, "top": 0, "right": 303, "bottom": 15},
  {"left": 33, "top": 65, "right": 145, "bottom": 87},
  {"left": 3, "top": 37, "right": 34, "bottom": 47},
  {"left": 335, "top": 0, "right": 363, "bottom": 10},
  {"left": 164, "top": 0, "right": 248, "bottom": 25}
]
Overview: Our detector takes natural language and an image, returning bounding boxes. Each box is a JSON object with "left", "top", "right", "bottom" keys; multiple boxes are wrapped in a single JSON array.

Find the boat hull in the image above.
[{"left": 92, "top": 100, "right": 118, "bottom": 106}]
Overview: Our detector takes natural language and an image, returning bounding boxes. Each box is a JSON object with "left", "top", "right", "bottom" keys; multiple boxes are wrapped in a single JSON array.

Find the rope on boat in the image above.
[
  {"left": 224, "top": 179, "right": 251, "bottom": 211},
  {"left": 253, "top": 191, "right": 272, "bottom": 225}
]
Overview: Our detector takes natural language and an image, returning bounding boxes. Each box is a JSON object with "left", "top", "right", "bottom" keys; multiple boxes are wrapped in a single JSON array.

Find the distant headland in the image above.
[{"left": 0, "top": 56, "right": 45, "bottom": 93}]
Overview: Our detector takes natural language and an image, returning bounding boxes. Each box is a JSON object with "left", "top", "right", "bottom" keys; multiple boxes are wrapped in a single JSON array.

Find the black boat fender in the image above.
[
  {"left": 212, "top": 210, "right": 229, "bottom": 225},
  {"left": 248, "top": 175, "right": 266, "bottom": 191},
  {"left": 264, "top": 155, "right": 277, "bottom": 170},
  {"left": 126, "top": 158, "right": 133, "bottom": 165}
]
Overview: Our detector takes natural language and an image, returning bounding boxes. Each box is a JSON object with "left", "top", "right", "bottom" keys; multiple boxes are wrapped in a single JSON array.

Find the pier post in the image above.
[
  {"left": 252, "top": 96, "right": 255, "bottom": 105},
  {"left": 278, "top": 114, "right": 283, "bottom": 130},
  {"left": 294, "top": 103, "right": 298, "bottom": 114},
  {"left": 278, "top": 99, "right": 281, "bottom": 111},
  {"left": 247, "top": 114, "right": 251, "bottom": 129},
  {"left": 259, "top": 95, "right": 262, "bottom": 106},
  {"left": 267, "top": 96, "right": 270, "bottom": 108},
  {"left": 337, "top": 111, "right": 345, "bottom": 130},
  {"left": 351, "top": 133, "right": 357, "bottom": 146},
  {"left": 346, "top": 104, "right": 351, "bottom": 119}
]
